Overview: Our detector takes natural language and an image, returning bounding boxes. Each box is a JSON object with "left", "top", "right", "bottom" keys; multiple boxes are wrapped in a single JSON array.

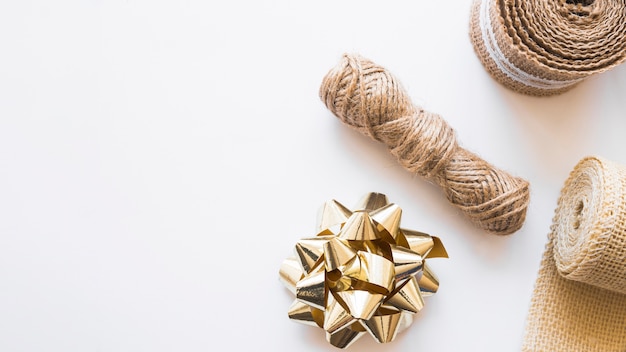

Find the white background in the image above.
[{"left": 1, "top": 1, "right": 625, "bottom": 351}]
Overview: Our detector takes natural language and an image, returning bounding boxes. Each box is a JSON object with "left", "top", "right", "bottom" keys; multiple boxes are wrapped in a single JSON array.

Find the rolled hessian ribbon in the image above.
[
  {"left": 470, "top": 0, "right": 626, "bottom": 96},
  {"left": 522, "top": 156, "right": 626, "bottom": 351}
]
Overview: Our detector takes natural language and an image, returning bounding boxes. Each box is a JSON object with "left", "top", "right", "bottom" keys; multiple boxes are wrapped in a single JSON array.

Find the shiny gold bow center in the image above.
[{"left": 280, "top": 193, "right": 447, "bottom": 348}]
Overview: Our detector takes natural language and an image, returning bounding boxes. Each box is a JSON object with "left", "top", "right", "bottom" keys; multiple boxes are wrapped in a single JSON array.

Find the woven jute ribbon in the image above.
[
  {"left": 523, "top": 156, "right": 626, "bottom": 351},
  {"left": 470, "top": 0, "right": 626, "bottom": 96}
]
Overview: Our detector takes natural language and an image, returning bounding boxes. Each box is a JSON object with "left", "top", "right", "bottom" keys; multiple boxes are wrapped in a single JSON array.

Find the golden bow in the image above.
[{"left": 279, "top": 193, "right": 448, "bottom": 348}]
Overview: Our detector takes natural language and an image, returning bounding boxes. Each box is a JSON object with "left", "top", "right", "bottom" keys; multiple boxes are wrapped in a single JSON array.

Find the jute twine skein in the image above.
[
  {"left": 319, "top": 54, "right": 530, "bottom": 236},
  {"left": 523, "top": 156, "right": 626, "bottom": 351},
  {"left": 470, "top": 0, "right": 626, "bottom": 96}
]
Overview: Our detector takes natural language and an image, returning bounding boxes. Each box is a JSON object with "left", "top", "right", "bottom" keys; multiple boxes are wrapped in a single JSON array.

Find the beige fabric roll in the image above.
[
  {"left": 523, "top": 156, "right": 626, "bottom": 351},
  {"left": 470, "top": 0, "right": 626, "bottom": 96}
]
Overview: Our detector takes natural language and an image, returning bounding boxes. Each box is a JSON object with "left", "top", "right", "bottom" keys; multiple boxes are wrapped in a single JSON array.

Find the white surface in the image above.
[{"left": 0, "top": 1, "right": 625, "bottom": 351}]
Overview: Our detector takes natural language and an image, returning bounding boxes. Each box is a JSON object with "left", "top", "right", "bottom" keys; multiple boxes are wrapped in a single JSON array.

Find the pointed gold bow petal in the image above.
[
  {"left": 395, "top": 311, "right": 414, "bottom": 335},
  {"left": 390, "top": 245, "right": 423, "bottom": 282},
  {"left": 287, "top": 300, "right": 323, "bottom": 327},
  {"left": 326, "top": 323, "right": 366, "bottom": 349},
  {"left": 427, "top": 236, "right": 449, "bottom": 259},
  {"left": 339, "top": 211, "right": 380, "bottom": 241},
  {"left": 385, "top": 276, "right": 424, "bottom": 313},
  {"left": 279, "top": 257, "right": 304, "bottom": 294},
  {"left": 324, "top": 292, "right": 357, "bottom": 334},
  {"left": 280, "top": 193, "right": 447, "bottom": 348},
  {"left": 295, "top": 265, "right": 326, "bottom": 310},
  {"left": 356, "top": 251, "right": 395, "bottom": 293},
  {"left": 294, "top": 236, "right": 333, "bottom": 273},
  {"left": 353, "top": 192, "right": 389, "bottom": 211},
  {"left": 417, "top": 262, "right": 440, "bottom": 296},
  {"left": 316, "top": 199, "right": 353, "bottom": 235},
  {"left": 370, "top": 203, "right": 403, "bottom": 239},
  {"left": 324, "top": 237, "right": 358, "bottom": 272},
  {"left": 361, "top": 307, "right": 402, "bottom": 343},
  {"left": 400, "top": 228, "right": 435, "bottom": 257},
  {"left": 336, "top": 290, "right": 385, "bottom": 320}
]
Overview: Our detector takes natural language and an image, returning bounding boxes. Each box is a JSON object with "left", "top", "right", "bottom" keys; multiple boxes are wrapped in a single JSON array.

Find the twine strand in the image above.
[{"left": 320, "top": 54, "right": 530, "bottom": 235}]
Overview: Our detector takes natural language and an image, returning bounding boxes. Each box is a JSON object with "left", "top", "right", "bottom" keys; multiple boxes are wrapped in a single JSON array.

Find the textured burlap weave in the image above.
[
  {"left": 523, "top": 156, "right": 626, "bottom": 351},
  {"left": 319, "top": 54, "right": 529, "bottom": 236},
  {"left": 470, "top": 0, "right": 626, "bottom": 96}
]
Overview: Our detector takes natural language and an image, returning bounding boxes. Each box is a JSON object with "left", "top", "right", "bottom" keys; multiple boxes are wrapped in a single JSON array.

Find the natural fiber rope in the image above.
[
  {"left": 319, "top": 54, "right": 530, "bottom": 236},
  {"left": 469, "top": 0, "right": 626, "bottom": 96},
  {"left": 523, "top": 156, "right": 626, "bottom": 351}
]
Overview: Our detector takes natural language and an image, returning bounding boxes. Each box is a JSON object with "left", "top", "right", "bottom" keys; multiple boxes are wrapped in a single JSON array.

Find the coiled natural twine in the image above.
[{"left": 319, "top": 54, "right": 530, "bottom": 235}]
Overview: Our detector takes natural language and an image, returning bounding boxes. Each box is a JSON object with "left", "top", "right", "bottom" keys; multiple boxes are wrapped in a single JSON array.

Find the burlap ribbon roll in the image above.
[
  {"left": 470, "top": 0, "right": 626, "bottom": 96},
  {"left": 523, "top": 156, "right": 626, "bottom": 351}
]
